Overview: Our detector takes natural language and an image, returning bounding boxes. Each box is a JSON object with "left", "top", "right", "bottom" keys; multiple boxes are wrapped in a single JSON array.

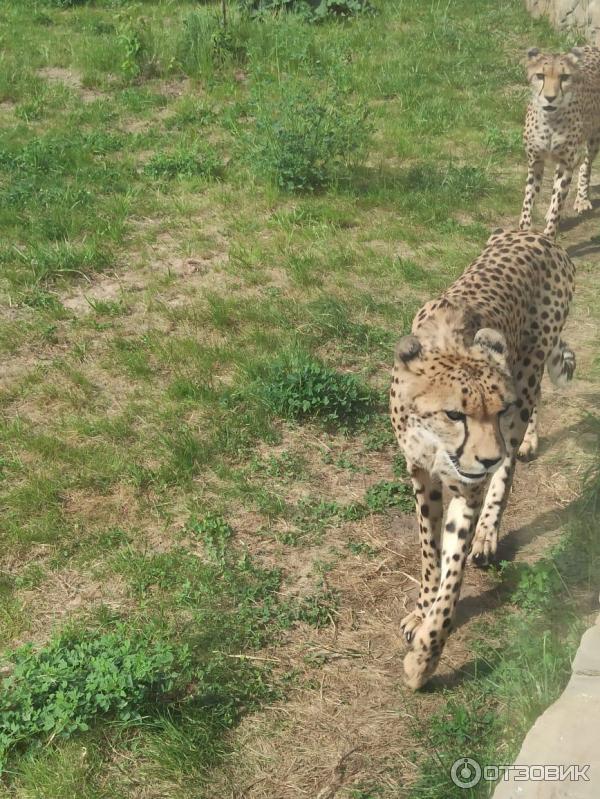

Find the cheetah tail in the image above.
[{"left": 547, "top": 339, "right": 576, "bottom": 387}]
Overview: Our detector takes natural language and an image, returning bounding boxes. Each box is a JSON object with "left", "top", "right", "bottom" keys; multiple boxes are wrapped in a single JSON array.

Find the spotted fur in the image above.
[
  {"left": 390, "top": 229, "right": 575, "bottom": 690},
  {"left": 520, "top": 45, "right": 600, "bottom": 238}
]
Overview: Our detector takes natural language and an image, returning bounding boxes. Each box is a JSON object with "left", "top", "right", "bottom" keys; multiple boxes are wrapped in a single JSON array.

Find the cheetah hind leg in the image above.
[
  {"left": 519, "top": 343, "right": 575, "bottom": 461},
  {"left": 574, "top": 135, "right": 600, "bottom": 214},
  {"left": 547, "top": 340, "right": 576, "bottom": 387},
  {"left": 518, "top": 395, "right": 539, "bottom": 460}
]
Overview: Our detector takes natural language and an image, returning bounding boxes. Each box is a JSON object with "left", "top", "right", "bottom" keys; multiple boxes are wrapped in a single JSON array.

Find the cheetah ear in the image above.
[
  {"left": 566, "top": 47, "right": 584, "bottom": 68},
  {"left": 395, "top": 335, "right": 422, "bottom": 365},
  {"left": 473, "top": 328, "right": 508, "bottom": 366},
  {"left": 526, "top": 48, "right": 544, "bottom": 75}
]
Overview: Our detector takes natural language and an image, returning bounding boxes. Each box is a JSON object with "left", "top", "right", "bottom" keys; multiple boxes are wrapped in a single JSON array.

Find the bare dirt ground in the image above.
[{"left": 210, "top": 192, "right": 600, "bottom": 799}]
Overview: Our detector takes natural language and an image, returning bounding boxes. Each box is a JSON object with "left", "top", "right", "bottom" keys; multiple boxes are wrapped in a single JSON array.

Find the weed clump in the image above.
[
  {"left": 189, "top": 512, "right": 234, "bottom": 564},
  {"left": 255, "top": 353, "right": 378, "bottom": 426},
  {"left": 249, "top": 86, "right": 372, "bottom": 191},
  {"left": 118, "top": 22, "right": 160, "bottom": 81},
  {"left": 144, "top": 146, "right": 222, "bottom": 179},
  {"left": 0, "top": 626, "right": 187, "bottom": 768}
]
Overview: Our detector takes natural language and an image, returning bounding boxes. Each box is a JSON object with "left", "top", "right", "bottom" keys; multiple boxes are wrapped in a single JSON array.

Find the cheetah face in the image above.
[
  {"left": 526, "top": 47, "right": 582, "bottom": 114},
  {"left": 392, "top": 330, "right": 517, "bottom": 486}
]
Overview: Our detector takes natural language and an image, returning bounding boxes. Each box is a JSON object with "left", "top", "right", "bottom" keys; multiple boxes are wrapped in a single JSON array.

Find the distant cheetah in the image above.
[
  {"left": 520, "top": 45, "right": 600, "bottom": 238},
  {"left": 390, "top": 229, "right": 575, "bottom": 689}
]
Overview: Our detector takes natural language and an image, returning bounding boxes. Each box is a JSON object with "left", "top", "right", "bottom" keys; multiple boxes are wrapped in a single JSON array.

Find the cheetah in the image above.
[
  {"left": 390, "top": 229, "right": 575, "bottom": 690},
  {"left": 520, "top": 45, "right": 600, "bottom": 239}
]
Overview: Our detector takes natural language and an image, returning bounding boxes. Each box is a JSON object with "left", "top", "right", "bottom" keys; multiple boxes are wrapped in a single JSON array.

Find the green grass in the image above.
[
  {"left": 0, "top": 511, "right": 343, "bottom": 792},
  {"left": 0, "top": 0, "right": 591, "bottom": 796}
]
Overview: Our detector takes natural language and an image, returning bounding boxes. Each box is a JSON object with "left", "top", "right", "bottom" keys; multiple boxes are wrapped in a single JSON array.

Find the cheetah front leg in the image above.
[
  {"left": 544, "top": 162, "right": 574, "bottom": 239},
  {"left": 519, "top": 158, "right": 544, "bottom": 231},
  {"left": 470, "top": 394, "right": 535, "bottom": 566},
  {"left": 400, "top": 468, "right": 442, "bottom": 644},
  {"left": 404, "top": 492, "right": 483, "bottom": 690},
  {"left": 574, "top": 134, "right": 600, "bottom": 214},
  {"left": 468, "top": 453, "right": 516, "bottom": 567}
]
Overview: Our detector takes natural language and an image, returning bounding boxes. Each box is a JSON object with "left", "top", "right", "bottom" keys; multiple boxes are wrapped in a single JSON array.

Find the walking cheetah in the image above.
[
  {"left": 520, "top": 45, "right": 600, "bottom": 239},
  {"left": 390, "top": 229, "right": 575, "bottom": 690}
]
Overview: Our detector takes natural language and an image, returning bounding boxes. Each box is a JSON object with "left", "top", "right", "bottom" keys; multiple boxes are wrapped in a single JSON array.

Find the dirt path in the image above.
[{"left": 212, "top": 187, "right": 600, "bottom": 799}]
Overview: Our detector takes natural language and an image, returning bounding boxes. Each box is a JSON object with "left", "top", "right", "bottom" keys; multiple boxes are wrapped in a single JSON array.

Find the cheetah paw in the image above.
[
  {"left": 468, "top": 533, "right": 497, "bottom": 568},
  {"left": 573, "top": 197, "right": 593, "bottom": 214},
  {"left": 403, "top": 649, "right": 437, "bottom": 691},
  {"left": 517, "top": 433, "right": 538, "bottom": 461},
  {"left": 400, "top": 610, "right": 423, "bottom": 644}
]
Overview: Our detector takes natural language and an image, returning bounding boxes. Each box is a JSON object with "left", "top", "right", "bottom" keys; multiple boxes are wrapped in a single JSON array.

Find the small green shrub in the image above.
[
  {"left": 255, "top": 354, "right": 378, "bottom": 426},
  {"left": 118, "top": 22, "right": 160, "bottom": 81},
  {"left": 0, "top": 626, "right": 188, "bottom": 768},
  {"left": 144, "top": 146, "right": 222, "bottom": 179},
  {"left": 249, "top": 86, "right": 372, "bottom": 191}
]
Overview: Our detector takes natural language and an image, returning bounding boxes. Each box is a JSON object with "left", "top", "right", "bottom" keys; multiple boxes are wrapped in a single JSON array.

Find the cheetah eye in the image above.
[
  {"left": 559, "top": 74, "right": 570, "bottom": 81},
  {"left": 536, "top": 73, "right": 545, "bottom": 80},
  {"left": 445, "top": 410, "right": 466, "bottom": 422}
]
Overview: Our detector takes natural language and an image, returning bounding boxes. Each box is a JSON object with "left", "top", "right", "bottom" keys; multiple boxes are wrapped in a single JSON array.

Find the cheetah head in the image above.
[
  {"left": 392, "top": 329, "right": 516, "bottom": 486},
  {"left": 526, "top": 47, "right": 583, "bottom": 114}
]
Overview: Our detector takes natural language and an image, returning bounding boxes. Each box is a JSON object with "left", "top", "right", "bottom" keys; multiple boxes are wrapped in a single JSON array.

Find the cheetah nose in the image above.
[
  {"left": 544, "top": 95, "right": 557, "bottom": 102},
  {"left": 477, "top": 456, "right": 501, "bottom": 470}
]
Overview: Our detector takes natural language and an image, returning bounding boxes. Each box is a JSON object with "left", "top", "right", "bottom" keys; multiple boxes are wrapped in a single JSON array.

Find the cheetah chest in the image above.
[{"left": 531, "top": 124, "right": 575, "bottom": 160}]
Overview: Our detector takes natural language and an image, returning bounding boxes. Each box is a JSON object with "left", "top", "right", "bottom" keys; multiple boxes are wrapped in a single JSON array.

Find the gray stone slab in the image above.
[
  {"left": 492, "top": 618, "right": 600, "bottom": 799},
  {"left": 524, "top": 0, "right": 600, "bottom": 43},
  {"left": 572, "top": 623, "right": 600, "bottom": 677}
]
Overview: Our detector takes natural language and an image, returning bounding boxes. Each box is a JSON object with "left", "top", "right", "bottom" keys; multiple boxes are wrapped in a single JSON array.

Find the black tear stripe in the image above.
[{"left": 455, "top": 418, "right": 469, "bottom": 460}]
